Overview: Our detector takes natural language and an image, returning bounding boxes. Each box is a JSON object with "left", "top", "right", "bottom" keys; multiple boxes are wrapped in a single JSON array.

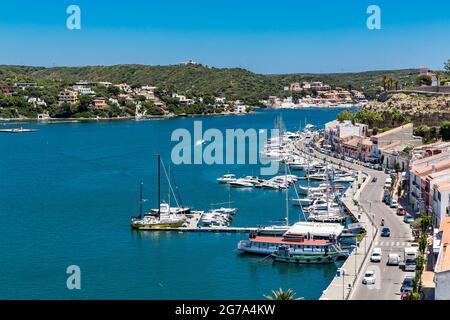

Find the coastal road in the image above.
[{"left": 299, "top": 142, "right": 414, "bottom": 300}]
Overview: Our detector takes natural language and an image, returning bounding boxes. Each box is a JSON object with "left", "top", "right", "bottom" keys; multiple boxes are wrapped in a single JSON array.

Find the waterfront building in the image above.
[
  {"left": 370, "top": 124, "right": 422, "bottom": 158},
  {"left": 409, "top": 152, "right": 450, "bottom": 211},
  {"left": 0, "top": 86, "right": 15, "bottom": 96},
  {"left": 98, "top": 81, "right": 112, "bottom": 87},
  {"left": 58, "top": 90, "right": 79, "bottom": 105},
  {"left": 324, "top": 120, "right": 368, "bottom": 153},
  {"left": 214, "top": 97, "right": 226, "bottom": 104},
  {"left": 289, "top": 82, "right": 302, "bottom": 92},
  {"left": 432, "top": 181, "right": 450, "bottom": 227},
  {"left": 234, "top": 105, "right": 247, "bottom": 113},
  {"left": 340, "top": 135, "right": 363, "bottom": 159},
  {"left": 13, "top": 82, "right": 39, "bottom": 91},
  {"left": 424, "top": 168, "right": 450, "bottom": 217},
  {"left": 434, "top": 217, "right": 450, "bottom": 300},
  {"left": 73, "top": 85, "right": 96, "bottom": 95},
  {"left": 27, "top": 97, "right": 47, "bottom": 107},
  {"left": 410, "top": 158, "right": 450, "bottom": 213},
  {"left": 115, "top": 83, "right": 132, "bottom": 93},
  {"left": 93, "top": 98, "right": 107, "bottom": 108},
  {"left": 412, "top": 141, "right": 450, "bottom": 160},
  {"left": 379, "top": 142, "right": 414, "bottom": 171}
]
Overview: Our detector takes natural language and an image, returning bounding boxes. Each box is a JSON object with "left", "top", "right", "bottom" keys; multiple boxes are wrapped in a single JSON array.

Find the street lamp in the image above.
[{"left": 351, "top": 244, "right": 358, "bottom": 277}]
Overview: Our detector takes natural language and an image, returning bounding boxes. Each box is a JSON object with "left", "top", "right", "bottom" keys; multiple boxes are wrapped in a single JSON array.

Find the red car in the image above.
[{"left": 397, "top": 208, "right": 407, "bottom": 216}]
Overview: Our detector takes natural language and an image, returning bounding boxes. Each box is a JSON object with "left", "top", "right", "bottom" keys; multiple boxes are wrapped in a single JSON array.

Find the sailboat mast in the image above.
[
  {"left": 157, "top": 154, "right": 161, "bottom": 218},
  {"left": 168, "top": 164, "right": 171, "bottom": 210},
  {"left": 285, "top": 163, "right": 289, "bottom": 226},
  {"left": 139, "top": 182, "right": 143, "bottom": 219}
]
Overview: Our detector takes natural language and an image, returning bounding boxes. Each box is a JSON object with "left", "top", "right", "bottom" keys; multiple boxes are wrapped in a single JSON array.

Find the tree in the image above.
[
  {"left": 416, "top": 75, "right": 432, "bottom": 86},
  {"left": 264, "top": 288, "right": 304, "bottom": 300},
  {"left": 418, "top": 234, "right": 428, "bottom": 255},
  {"left": 440, "top": 121, "right": 450, "bottom": 141},
  {"left": 444, "top": 59, "right": 450, "bottom": 73},
  {"left": 337, "top": 110, "right": 354, "bottom": 122},
  {"left": 78, "top": 95, "right": 94, "bottom": 113}
]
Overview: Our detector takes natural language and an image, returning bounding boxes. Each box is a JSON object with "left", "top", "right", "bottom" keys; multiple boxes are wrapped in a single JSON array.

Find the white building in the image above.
[
  {"left": 73, "top": 85, "right": 95, "bottom": 95},
  {"left": 215, "top": 97, "right": 226, "bottom": 104},
  {"left": 435, "top": 217, "right": 450, "bottom": 300},
  {"left": 324, "top": 120, "right": 368, "bottom": 151},
  {"left": 27, "top": 97, "right": 47, "bottom": 107},
  {"left": 234, "top": 105, "right": 247, "bottom": 113},
  {"left": 433, "top": 181, "right": 450, "bottom": 227}
]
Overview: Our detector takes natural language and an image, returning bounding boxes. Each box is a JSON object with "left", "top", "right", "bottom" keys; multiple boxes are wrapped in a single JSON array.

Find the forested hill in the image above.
[{"left": 0, "top": 64, "right": 418, "bottom": 100}]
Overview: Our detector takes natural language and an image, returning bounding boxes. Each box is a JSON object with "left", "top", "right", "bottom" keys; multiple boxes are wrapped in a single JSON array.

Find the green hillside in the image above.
[{"left": 0, "top": 64, "right": 419, "bottom": 100}]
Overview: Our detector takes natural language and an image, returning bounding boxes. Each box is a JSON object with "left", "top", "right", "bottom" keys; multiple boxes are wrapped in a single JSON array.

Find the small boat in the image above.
[
  {"left": 131, "top": 155, "right": 188, "bottom": 230},
  {"left": 217, "top": 174, "right": 236, "bottom": 184},
  {"left": 292, "top": 197, "right": 314, "bottom": 207},
  {"left": 229, "top": 178, "right": 255, "bottom": 188},
  {"left": 333, "top": 176, "right": 355, "bottom": 183}
]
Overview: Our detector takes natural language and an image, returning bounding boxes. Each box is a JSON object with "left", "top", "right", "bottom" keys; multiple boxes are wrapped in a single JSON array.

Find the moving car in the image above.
[
  {"left": 400, "top": 276, "right": 414, "bottom": 293},
  {"left": 372, "top": 177, "right": 377, "bottom": 183},
  {"left": 397, "top": 207, "right": 407, "bottom": 216},
  {"left": 381, "top": 227, "right": 391, "bottom": 237},
  {"left": 363, "top": 270, "right": 376, "bottom": 285},
  {"left": 370, "top": 248, "right": 382, "bottom": 262},
  {"left": 387, "top": 253, "right": 400, "bottom": 266}
]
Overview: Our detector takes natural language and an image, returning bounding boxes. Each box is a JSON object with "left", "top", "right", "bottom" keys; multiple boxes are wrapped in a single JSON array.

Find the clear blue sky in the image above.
[{"left": 0, "top": 0, "right": 448, "bottom": 74}]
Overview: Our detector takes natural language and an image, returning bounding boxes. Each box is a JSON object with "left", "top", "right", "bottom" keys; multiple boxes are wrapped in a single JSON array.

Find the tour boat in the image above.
[
  {"left": 238, "top": 236, "right": 344, "bottom": 261},
  {"left": 271, "top": 245, "right": 342, "bottom": 264}
]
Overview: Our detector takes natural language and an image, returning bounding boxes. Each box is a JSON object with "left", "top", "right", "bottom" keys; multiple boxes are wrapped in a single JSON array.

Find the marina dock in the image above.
[
  {"left": 137, "top": 226, "right": 258, "bottom": 233},
  {"left": 0, "top": 128, "right": 37, "bottom": 133}
]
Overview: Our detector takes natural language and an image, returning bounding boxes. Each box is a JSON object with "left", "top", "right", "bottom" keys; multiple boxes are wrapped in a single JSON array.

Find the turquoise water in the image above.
[{"left": 0, "top": 108, "right": 349, "bottom": 299}]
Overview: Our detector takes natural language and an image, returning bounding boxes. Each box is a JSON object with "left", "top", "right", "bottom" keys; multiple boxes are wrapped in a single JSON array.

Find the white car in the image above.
[
  {"left": 387, "top": 253, "right": 400, "bottom": 266},
  {"left": 390, "top": 199, "right": 399, "bottom": 208},
  {"left": 363, "top": 270, "right": 376, "bottom": 285},
  {"left": 370, "top": 248, "right": 382, "bottom": 262}
]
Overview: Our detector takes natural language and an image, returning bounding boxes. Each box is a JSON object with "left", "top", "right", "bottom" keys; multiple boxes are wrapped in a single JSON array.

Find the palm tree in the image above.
[
  {"left": 434, "top": 71, "right": 443, "bottom": 92},
  {"left": 264, "top": 288, "right": 304, "bottom": 300}
]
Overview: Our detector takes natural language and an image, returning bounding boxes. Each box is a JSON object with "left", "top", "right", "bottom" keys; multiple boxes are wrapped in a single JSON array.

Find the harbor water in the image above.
[{"left": 0, "top": 108, "right": 351, "bottom": 299}]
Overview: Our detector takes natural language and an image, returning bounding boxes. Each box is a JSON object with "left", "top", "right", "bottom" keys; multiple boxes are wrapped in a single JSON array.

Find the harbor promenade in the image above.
[
  {"left": 301, "top": 138, "right": 414, "bottom": 300},
  {"left": 320, "top": 172, "right": 377, "bottom": 300}
]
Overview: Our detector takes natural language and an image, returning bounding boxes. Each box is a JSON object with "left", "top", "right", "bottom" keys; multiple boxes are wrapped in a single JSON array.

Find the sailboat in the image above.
[{"left": 130, "top": 155, "right": 187, "bottom": 229}]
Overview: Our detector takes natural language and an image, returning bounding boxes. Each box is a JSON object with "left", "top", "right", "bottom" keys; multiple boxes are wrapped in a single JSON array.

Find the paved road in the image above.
[{"left": 300, "top": 142, "right": 414, "bottom": 300}]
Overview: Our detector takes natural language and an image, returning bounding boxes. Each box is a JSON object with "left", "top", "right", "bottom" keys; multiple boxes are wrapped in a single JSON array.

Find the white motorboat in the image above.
[
  {"left": 292, "top": 197, "right": 314, "bottom": 207},
  {"left": 229, "top": 178, "right": 255, "bottom": 188},
  {"left": 217, "top": 174, "right": 237, "bottom": 184}
]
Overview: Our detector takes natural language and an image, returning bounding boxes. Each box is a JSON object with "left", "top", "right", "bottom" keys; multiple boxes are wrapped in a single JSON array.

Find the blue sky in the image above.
[{"left": 0, "top": 0, "right": 448, "bottom": 73}]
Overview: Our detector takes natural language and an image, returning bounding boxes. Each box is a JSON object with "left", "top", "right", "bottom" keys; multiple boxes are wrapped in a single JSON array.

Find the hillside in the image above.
[
  {"left": 363, "top": 92, "right": 450, "bottom": 127},
  {"left": 0, "top": 64, "right": 419, "bottom": 100}
]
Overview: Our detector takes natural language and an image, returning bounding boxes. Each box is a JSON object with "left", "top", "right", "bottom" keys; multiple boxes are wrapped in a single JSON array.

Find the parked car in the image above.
[
  {"left": 397, "top": 207, "right": 407, "bottom": 216},
  {"left": 362, "top": 270, "right": 376, "bottom": 285},
  {"left": 370, "top": 248, "right": 382, "bottom": 262},
  {"left": 381, "top": 227, "right": 391, "bottom": 237},
  {"left": 387, "top": 253, "right": 400, "bottom": 266},
  {"left": 400, "top": 276, "right": 414, "bottom": 293},
  {"left": 390, "top": 199, "right": 399, "bottom": 209},
  {"left": 404, "top": 258, "right": 417, "bottom": 271},
  {"left": 403, "top": 214, "right": 414, "bottom": 224}
]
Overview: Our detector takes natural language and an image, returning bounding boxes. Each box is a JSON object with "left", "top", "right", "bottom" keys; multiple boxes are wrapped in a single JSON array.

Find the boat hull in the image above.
[{"left": 272, "top": 253, "right": 340, "bottom": 264}]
